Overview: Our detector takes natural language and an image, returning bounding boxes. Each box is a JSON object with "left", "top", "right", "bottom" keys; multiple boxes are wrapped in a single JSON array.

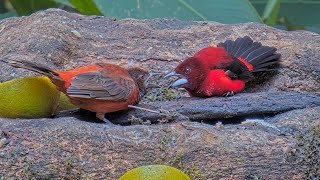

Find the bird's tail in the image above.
[
  {"left": 0, "top": 58, "right": 60, "bottom": 78},
  {"left": 217, "top": 36, "right": 281, "bottom": 73}
]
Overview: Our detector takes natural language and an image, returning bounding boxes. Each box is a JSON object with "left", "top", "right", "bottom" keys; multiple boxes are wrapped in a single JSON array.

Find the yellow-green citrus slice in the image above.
[
  {"left": 57, "top": 92, "right": 77, "bottom": 112},
  {"left": 119, "top": 165, "right": 190, "bottom": 180},
  {"left": 0, "top": 76, "right": 61, "bottom": 118}
]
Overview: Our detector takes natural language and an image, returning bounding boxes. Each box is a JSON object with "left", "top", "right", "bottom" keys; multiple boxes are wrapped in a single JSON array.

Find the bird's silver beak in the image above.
[
  {"left": 170, "top": 78, "right": 188, "bottom": 88},
  {"left": 165, "top": 71, "right": 188, "bottom": 88},
  {"left": 164, "top": 71, "right": 181, "bottom": 78}
]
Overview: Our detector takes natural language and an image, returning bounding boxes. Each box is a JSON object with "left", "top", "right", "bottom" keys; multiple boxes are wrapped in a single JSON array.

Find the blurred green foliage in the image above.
[
  {"left": 261, "top": 0, "right": 281, "bottom": 26},
  {"left": 94, "top": 0, "right": 262, "bottom": 23},
  {"left": 0, "top": 0, "right": 318, "bottom": 33},
  {"left": 252, "top": 0, "right": 319, "bottom": 33}
]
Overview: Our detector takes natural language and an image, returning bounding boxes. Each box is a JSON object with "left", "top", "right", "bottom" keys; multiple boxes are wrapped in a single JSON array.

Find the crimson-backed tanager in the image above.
[
  {"left": 166, "top": 36, "right": 281, "bottom": 97},
  {"left": 1, "top": 59, "right": 149, "bottom": 122}
]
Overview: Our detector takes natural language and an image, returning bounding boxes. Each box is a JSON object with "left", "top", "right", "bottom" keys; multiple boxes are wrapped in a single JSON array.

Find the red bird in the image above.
[
  {"left": 166, "top": 36, "right": 281, "bottom": 97},
  {"left": 1, "top": 59, "right": 149, "bottom": 122}
]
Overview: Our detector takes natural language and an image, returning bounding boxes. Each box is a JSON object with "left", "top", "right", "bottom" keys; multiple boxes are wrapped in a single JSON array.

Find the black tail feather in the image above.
[
  {"left": 0, "top": 58, "right": 59, "bottom": 78},
  {"left": 217, "top": 36, "right": 280, "bottom": 73}
]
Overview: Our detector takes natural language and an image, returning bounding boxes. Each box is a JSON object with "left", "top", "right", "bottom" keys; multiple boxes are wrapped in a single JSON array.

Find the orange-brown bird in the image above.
[{"left": 1, "top": 59, "right": 149, "bottom": 123}]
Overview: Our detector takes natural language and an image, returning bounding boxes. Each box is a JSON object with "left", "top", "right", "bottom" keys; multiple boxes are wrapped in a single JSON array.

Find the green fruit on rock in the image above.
[
  {"left": 57, "top": 92, "right": 77, "bottom": 112},
  {"left": 119, "top": 165, "right": 190, "bottom": 180},
  {"left": 0, "top": 76, "right": 61, "bottom": 118}
]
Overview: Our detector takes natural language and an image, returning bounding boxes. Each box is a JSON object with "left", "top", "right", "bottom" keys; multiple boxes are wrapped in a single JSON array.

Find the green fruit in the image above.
[
  {"left": 57, "top": 92, "right": 77, "bottom": 112},
  {"left": 119, "top": 165, "right": 190, "bottom": 180},
  {"left": 0, "top": 76, "right": 60, "bottom": 118}
]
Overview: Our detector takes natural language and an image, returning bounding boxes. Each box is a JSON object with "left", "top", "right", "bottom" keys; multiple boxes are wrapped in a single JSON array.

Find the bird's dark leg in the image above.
[
  {"left": 96, "top": 112, "right": 114, "bottom": 124},
  {"left": 223, "top": 91, "right": 235, "bottom": 97}
]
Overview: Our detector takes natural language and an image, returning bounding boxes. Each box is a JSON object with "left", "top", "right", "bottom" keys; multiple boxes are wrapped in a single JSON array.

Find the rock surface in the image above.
[
  {"left": 0, "top": 9, "right": 319, "bottom": 179},
  {"left": 101, "top": 91, "right": 319, "bottom": 124}
]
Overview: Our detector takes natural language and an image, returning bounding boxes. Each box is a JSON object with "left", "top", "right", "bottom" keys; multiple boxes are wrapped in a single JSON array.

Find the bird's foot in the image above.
[
  {"left": 102, "top": 117, "right": 115, "bottom": 125},
  {"left": 223, "top": 91, "right": 235, "bottom": 97},
  {"left": 96, "top": 112, "right": 115, "bottom": 125}
]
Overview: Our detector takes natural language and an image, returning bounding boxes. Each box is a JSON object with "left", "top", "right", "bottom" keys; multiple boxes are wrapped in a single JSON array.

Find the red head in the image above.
[{"left": 166, "top": 57, "right": 208, "bottom": 91}]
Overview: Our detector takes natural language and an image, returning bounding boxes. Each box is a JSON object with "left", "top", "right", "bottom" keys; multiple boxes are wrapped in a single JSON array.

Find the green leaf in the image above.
[
  {"left": 55, "top": 0, "right": 72, "bottom": 7},
  {"left": 68, "top": 0, "right": 102, "bottom": 15},
  {"left": 0, "top": 0, "right": 8, "bottom": 13},
  {"left": 262, "top": 0, "right": 281, "bottom": 26},
  {"left": 9, "top": 0, "right": 57, "bottom": 16},
  {"left": 251, "top": 0, "right": 320, "bottom": 33},
  {"left": 94, "top": 0, "right": 262, "bottom": 23}
]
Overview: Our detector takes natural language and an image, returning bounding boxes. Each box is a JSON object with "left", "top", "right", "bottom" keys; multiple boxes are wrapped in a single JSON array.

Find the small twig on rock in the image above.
[
  {"left": 140, "top": 58, "right": 173, "bottom": 62},
  {"left": 128, "top": 105, "right": 169, "bottom": 116}
]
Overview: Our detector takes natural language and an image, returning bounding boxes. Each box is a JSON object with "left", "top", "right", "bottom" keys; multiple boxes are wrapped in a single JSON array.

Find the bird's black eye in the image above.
[
  {"left": 139, "top": 74, "right": 144, "bottom": 79},
  {"left": 184, "top": 67, "right": 192, "bottom": 74}
]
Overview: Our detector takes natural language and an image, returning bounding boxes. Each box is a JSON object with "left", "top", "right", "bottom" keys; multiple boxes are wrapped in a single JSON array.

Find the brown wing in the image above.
[{"left": 66, "top": 70, "right": 135, "bottom": 101}]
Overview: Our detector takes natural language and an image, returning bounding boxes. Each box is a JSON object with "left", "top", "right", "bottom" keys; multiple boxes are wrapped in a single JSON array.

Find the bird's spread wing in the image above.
[
  {"left": 224, "top": 57, "right": 254, "bottom": 80},
  {"left": 218, "top": 36, "right": 280, "bottom": 78},
  {"left": 66, "top": 71, "right": 135, "bottom": 101}
]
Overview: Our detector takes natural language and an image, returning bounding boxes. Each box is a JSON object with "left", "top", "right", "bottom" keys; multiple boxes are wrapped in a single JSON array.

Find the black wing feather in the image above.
[
  {"left": 246, "top": 46, "right": 277, "bottom": 64},
  {"left": 239, "top": 42, "right": 262, "bottom": 59},
  {"left": 233, "top": 36, "right": 253, "bottom": 57},
  {"left": 224, "top": 57, "right": 254, "bottom": 80},
  {"left": 230, "top": 37, "right": 243, "bottom": 55},
  {"left": 217, "top": 40, "right": 234, "bottom": 52},
  {"left": 250, "top": 54, "right": 281, "bottom": 72},
  {"left": 217, "top": 36, "right": 280, "bottom": 77}
]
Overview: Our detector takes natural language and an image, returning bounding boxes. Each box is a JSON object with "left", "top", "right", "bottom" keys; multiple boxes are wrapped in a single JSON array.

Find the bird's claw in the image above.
[
  {"left": 102, "top": 118, "right": 113, "bottom": 124},
  {"left": 223, "top": 91, "right": 235, "bottom": 97}
]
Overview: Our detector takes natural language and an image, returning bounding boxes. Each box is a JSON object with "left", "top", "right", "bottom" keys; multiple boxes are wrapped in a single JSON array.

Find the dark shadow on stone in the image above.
[
  {"left": 199, "top": 113, "right": 279, "bottom": 125},
  {"left": 54, "top": 109, "right": 106, "bottom": 124}
]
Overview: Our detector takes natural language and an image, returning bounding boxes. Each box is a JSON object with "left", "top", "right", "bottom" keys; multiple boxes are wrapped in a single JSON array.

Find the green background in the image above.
[{"left": 0, "top": 0, "right": 319, "bottom": 33}]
